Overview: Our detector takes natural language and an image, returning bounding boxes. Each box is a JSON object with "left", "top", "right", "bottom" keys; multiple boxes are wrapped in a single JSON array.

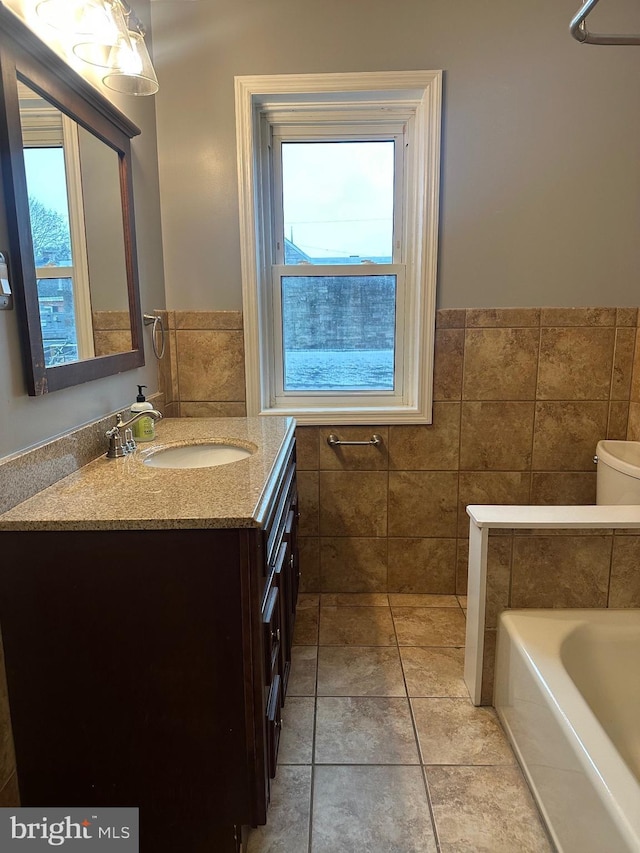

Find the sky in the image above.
[{"left": 281, "top": 140, "right": 394, "bottom": 262}]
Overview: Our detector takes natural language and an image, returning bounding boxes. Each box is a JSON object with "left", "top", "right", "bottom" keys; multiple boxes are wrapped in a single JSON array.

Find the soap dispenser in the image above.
[{"left": 130, "top": 385, "right": 155, "bottom": 441}]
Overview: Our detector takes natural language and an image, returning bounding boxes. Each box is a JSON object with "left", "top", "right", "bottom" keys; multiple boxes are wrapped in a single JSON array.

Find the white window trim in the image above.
[
  {"left": 21, "top": 98, "right": 95, "bottom": 360},
  {"left": 235, "top": 71, "right": 442, "bottom": 425}
]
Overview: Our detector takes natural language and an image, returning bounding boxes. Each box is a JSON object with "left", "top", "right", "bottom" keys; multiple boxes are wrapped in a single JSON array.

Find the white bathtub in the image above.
[{"left": 494, "top": 609, "right": 640, "bottom": 853}]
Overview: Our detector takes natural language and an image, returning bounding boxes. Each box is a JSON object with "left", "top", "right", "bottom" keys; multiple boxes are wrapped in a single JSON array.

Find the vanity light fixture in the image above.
[
  {"left": 102, "top": 13, "right": 159, "bottom": 96},
  {"left": 35, "top": 0, "right": 159, "bottom": 96}
]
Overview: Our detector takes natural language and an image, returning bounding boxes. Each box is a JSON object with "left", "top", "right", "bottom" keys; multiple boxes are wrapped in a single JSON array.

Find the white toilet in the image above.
[{"left": 595, "top": 440, "right": 640, "bottom": 504}]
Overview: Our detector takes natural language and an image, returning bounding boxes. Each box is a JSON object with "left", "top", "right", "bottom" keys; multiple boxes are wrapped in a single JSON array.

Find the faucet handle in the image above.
[{"left": 105, "top": 425, "right": 128, "bottom": 458}]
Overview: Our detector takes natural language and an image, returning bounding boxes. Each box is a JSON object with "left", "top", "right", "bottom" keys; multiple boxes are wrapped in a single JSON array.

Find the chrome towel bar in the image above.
[
  {"left": 570, "top": 0, "right": 640, "bottom": 45},
  {"left": 327, "top": 433, "right": 382, "bottom": 448}
]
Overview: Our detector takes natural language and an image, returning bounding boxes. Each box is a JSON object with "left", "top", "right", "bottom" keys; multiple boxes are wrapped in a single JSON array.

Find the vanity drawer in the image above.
[
  {"left": 272, "top": 541, "right": 291, "bottom": 695},
  {"left": 262, "top": 586, "right": 280, "bottom": 686},
  {"left": 265, "top": 674, "right": 282, "bottom": 780}
]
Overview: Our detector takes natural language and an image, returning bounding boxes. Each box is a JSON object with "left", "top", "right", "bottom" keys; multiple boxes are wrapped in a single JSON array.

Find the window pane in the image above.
[
  {"left": 281, "top": 275, "right": 396, "bottom": 391},
  {"left": 23, "top": 148, "right": 73, "bottom": 267},
  {"left": 37, "top": 277, "right": 79, "bottom": 367},
  {"left": 281, "top": 141, "right": 394, "bottom": 264}
]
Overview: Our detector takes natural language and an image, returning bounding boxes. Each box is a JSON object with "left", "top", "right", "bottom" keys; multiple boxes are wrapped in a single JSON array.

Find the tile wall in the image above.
[{"left": 159, "top": 307, "right": 639, "bottom": 608}]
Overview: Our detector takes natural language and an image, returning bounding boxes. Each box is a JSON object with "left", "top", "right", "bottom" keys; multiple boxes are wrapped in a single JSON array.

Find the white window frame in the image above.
[
  {"left": 20, "top": 87, "right": 94, "bottom": 360},
  {"left": 235, "top": 71, "right": 442, "bottom": 425}
]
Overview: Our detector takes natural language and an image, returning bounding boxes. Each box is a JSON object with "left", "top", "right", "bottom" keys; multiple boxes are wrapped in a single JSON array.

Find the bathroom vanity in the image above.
[{"left": 0, "top": 417, "right": 298, "bottom": 852}]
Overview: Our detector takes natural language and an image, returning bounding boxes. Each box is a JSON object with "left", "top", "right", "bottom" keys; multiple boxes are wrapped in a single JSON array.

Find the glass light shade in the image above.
[
  {"left": 72, "top": 0, "right": 133, "bottom": 68},
  {"left": 35, "top": 0, "right": 113, "bottom": 35},
  {"left": 102, "top": 31, "right": 159, "bottom": 96}
]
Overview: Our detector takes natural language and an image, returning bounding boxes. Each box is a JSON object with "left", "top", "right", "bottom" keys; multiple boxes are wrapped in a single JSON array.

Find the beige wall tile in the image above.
[
  {"left": 628, "top": 402, "right": 640, "bottom": 440},
  {"left": 91, "top": 310, "right": 131, "bottom": 331},
  {"left": 387, "top": 538, "right": 456, "bottom": 593},
  {"left": 540, "top": 307, "right": 615, "bottom": 326},
  {"left": 319, "top": 427, "right": 389, "bottom": 470},
  {"left": 631, "top": 329, "right": 640, "bottom": 403},
  {"left": 93, "top": 330, "right": 133, "bottom": 357},
  {"left": 608, "top": 401, "right": 630, "bottom": 440},
  {"left": 174, "top": 310, "right": 243, "bottom": 329},
  {"left": 319, "top": 472, "right": 388, "bottom": 537},
  {"left": 530, "top": 472, "right": 597, "bottom": 505},
  {"left": 457, "top": 472, "right": 530, "bottom": 535},
  {"left": 179, "top": 401, "right": 247, "bottom": 417},
  {"left": 388, "top": 404, "right": 460, "bottom": 470},
  {"left": 176, "top": 330, "right": 245, "bottom": 401},
  {"left": 296, "top": 427, "right": 319, "bottom": 470},
  {"left": 433, "top": 329, "right": 464, "bottom": 401},
  {"left": 485, "top": 537, "right": 512, "bottom": 630},
  {"left": 465, "top": 308, "right": 540, "bottom": 328},
  {"left": 612, "top": 327, "right": 636, "bottom": 400},
  {"left": 537, "top": 327, "right": 615, "bottom": 400},
  {"left": 616, "top": 307, "right": 638, "bottom": 327},
  {"left": 532, "top": 402, "right": 608, "bottom": 470},
  {"left": 298, "top": 536, "right": 320, "bottom": 592},
  {"left": 298, "top": 471, "right": 320, "bottom": 536},
  {"left": 169, "top": 330, "right": 179, "bottom": 402},
  {"left": 463, "top": 328, "right": 539, "bottom": 400},
  {"left": 609, "top": 536, "right": 640, "bottom": 607},
  {"left": 480, "top": 630, "right": 497, "bottom": 705},
  {"left": 389, "top": 472, "right": 458, "bottom": 537},
  {"left": 510, "top": 536, "right": 612, "bottom": 608},
  {"left": 456, "top": 539, "right": 469, "bottom": 595},
  {"left": 158, "top": 327, "right": 176, "bottom": 404},
  {"left": 436, "top": 309, "right": 465, "bottom": 328},
  {"left": 320, "top": 538, "right": 387, "bottom": 592},
  {"left": 293, "top": 599, "right": 320, "bottom": 644},
  {"left": 460, "top": 402, "right": 534, "bottom": 470},
  {"left": 163, "top": 402, "right": 180, "bottom": 418}
]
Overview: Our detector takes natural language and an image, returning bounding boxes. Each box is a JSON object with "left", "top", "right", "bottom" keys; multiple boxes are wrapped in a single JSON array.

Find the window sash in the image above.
[
  {"left": 271, "top": 263, "right": 406, "bottom": 409},
  {"left": 271, "top": 125, "right": 406, "bottom": 267}
]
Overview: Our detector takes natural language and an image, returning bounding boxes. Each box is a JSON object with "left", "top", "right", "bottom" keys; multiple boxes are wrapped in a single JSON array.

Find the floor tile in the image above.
[
  {"left": 400, "top": 647, "right": 467, "bottom": 697},
  {"left": 412, "top": 698, "right": 515, "bottom": 765},
  {"left": 317, "top": 646, "right": 405, "bottom": 696},
  {"left": 288, "top": 646, "right": 317, "bottom": 696},
  {"left": 319, "top": 606, "right": 396, "bottom": 645},
  {"left": 321, "top": 592, "right": 389, "bottom": 606},
  {"left": 426, "top": 765, "right": 553, "bottom": 852},
  {"left": 277, "top": 697, "right": 314, "bottom": 764},
  {"left": 293, "top": 607, "right": 319, "bottom": 644},
  {"left": 393, "top": 607, "right": 466, "bottom": 646},
  {"left": 457, "top": 595, "right": 468, "bottom": 610},
  {"left": 312, "top": 765, "right": 437, "bottom": 853},
  {"left": 315, "top": 697, "right": 419, "bottom": 764},
  {"left": 389, "top": 594, "right": 459, "bottom": 607},
  {"left": 246, "top": 766, "right": 311, "bottom": 852}
]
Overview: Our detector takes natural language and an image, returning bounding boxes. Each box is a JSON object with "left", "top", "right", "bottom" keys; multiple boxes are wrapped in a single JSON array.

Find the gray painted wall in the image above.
[
  {"left": 151, "top": 0, "right": 640, "bottom": 311},
  {"left": 0, "top": 0, "right": 165, "bottom": 460}
]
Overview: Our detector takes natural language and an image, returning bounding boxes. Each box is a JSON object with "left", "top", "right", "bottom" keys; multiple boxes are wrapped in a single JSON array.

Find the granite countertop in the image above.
[{"left": 0, "top": 417, "right": 296, "bottom": 531}]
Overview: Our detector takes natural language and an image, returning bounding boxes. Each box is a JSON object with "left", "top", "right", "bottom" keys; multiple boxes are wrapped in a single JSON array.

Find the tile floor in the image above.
[{"left": 246, "top": 593, "right": 554, "bottom": 853}]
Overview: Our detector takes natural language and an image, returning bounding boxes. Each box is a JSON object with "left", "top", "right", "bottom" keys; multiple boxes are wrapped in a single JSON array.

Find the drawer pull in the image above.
[
  {"left": 289, "top": 554, "right": 294, "bottom": 570},
  {"left": 276, "top": 718, "right": 283, "bottom": 730},
  {"left": 327, "top": 433, "right": 382, "bottom": 447},
  {"left": 271, "top": 627, "right": 281, "bottom": 643}
]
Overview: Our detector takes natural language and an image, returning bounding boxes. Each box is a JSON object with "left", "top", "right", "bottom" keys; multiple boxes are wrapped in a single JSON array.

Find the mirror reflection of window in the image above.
[{"left": 19, "top": 82, "right": 94, "bottom": 367}]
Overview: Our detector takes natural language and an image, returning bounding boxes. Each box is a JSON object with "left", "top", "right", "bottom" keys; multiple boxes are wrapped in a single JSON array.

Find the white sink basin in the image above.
[{"left": 143, "top": 442, "right": 255, "bottom": 469}]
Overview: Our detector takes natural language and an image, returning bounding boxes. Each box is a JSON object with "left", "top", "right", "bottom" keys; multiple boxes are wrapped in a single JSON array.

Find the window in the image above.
[
  {"left": 19, "top": 81, "right": 94, "bottom": 367},
  {"left": 235, "top": 71, "right": 442, "bottom": 424}
]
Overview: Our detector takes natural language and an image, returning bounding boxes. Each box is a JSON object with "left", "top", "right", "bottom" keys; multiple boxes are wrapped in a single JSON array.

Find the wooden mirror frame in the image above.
[{"left": 0, "top": 6, "right": 144, "bottom": 395}]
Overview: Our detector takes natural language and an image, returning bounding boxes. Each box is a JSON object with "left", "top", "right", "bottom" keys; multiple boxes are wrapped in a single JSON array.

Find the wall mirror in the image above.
[{"left": 0, "top": 6, "right": 144, "bottom": 395}]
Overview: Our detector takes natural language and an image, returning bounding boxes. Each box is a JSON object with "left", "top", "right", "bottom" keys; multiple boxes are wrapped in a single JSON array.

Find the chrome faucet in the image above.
[{"left": 105, "top": 409, "right": 163, "bottom": 458}]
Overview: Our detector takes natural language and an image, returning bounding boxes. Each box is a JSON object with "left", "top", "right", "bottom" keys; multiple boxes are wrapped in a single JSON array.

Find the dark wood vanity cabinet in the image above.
[{"left": 0, "top": 444, "right": 299, "bottom": 852}]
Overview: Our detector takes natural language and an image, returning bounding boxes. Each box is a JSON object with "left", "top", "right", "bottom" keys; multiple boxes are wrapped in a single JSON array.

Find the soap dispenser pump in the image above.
[{"left": 130, "top": 385, "right": 155, "bottom": 441}]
